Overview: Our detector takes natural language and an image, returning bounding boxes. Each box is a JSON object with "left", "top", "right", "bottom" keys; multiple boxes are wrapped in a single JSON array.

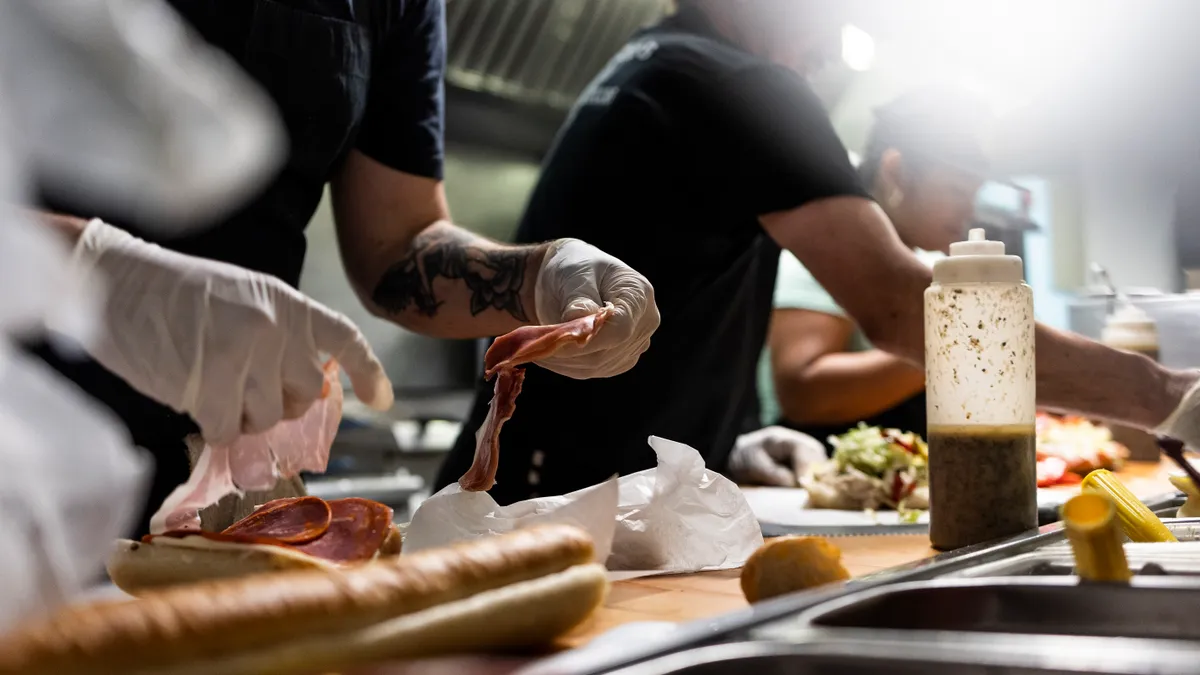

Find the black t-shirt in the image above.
[
  {"left": 31, "top": 0, "right": 447, "bottom": 536},
  {"left": 436, "top": 7, "right": 868, "bottom": 504}
]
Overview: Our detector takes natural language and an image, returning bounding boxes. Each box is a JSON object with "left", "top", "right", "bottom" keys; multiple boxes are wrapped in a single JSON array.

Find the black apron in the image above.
[{"left": 29, "top": 0, "right": 371, "bottom": 537}]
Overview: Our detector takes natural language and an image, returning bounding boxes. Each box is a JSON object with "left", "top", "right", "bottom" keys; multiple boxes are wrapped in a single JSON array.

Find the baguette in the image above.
[
  {"left": 0, "top": 525, "right": 604, "bottom": 675},
  {"left": 106, "top": 535, "right": 338, "bottom": 593}
]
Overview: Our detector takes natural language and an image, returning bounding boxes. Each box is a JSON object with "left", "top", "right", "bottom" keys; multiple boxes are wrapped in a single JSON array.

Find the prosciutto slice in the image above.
[
  {"left": 149, "top": 360, "right": 344, "bottom": 534},
  {"left": 459, "top": 305, "right": 615, "bottom": 492},
  {"left": 147, "top": 497, "right": 394, "bottom": 565}
]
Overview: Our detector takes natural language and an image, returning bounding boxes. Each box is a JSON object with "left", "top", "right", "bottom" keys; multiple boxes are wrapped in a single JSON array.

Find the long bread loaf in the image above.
[{"left": 0, "top": 525, "right": 601, "bottom": 675}]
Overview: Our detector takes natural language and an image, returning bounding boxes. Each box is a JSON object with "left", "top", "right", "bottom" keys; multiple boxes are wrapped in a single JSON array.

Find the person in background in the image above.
[
  {"left": 436, "top": 0, "right": 1200, "bottom": 502},
  {"left": 30, "top": 0, "right": 658, "bottom": 536},
  {"left": 759, "top": 89, "right": 989, "bottom": 454}
]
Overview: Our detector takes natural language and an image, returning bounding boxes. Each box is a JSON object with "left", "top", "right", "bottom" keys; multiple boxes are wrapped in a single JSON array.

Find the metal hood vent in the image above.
[{"left": 446, "top": 0, "right": 668, "bottom": 111}]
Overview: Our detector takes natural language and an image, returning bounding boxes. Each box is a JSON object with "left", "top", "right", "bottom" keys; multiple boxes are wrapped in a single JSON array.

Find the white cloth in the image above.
[
  {"left": 62, "top": 219, "right": 394, "bottom": 446},
  {"left": 727, "top": 426, "right": 828, "bottom": 487},
  {"left": 0, "top": 0, "right": 285, "bottom": 626},
  {"left": 533, "top": 238, "right": 660, "bottom": 379}
]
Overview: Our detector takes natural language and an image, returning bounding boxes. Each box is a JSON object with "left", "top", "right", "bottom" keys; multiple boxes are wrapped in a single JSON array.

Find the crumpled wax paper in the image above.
[{"left": 404, "top": 436, "right": 763, "bottom": 578}]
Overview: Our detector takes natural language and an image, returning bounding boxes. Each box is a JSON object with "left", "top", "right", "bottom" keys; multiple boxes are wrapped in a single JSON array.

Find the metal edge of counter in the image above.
[{"left": 526, "top": 491, "right": 1188, "bottom": 675}]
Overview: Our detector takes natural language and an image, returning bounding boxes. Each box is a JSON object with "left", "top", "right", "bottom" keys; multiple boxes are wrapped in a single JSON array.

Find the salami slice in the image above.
[
  {"left": 144, "top": 497, "right": 394, "bottom": 565},
  {"left": 291, "top": 498, "right": 394, "bottom": 563},
  {"left": 221, "top": 496, "right": 332, "bottom": 544}
]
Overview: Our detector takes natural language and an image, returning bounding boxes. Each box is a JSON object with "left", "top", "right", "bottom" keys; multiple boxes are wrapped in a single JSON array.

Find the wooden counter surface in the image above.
[{"left": 561, "top": 459, "right": 1178, "bottom": 647}]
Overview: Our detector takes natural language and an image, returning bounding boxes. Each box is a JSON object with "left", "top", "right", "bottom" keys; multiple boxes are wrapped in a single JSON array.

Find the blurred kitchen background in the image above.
[{"left": 297, "top": 0, "right": 1200, "bottom": 514}]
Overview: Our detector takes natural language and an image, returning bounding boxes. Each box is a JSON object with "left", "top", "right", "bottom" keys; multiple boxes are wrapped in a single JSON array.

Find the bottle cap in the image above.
[{"left": 933, "top": 228, "right": 1024, "bottom": 284}]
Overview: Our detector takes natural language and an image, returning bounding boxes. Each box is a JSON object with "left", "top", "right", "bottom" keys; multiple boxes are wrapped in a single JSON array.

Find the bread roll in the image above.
[
  {"left": 740, "top": 536, "right": 850, "bottom": 603},
  {"left": 0, "top": 525, "right": 603, "bottom": 675}
]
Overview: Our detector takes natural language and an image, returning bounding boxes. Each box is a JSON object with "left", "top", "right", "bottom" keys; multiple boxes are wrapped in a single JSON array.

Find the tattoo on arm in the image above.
[{"left": 371, "top": 228, "right": 531, "bottom": 321}]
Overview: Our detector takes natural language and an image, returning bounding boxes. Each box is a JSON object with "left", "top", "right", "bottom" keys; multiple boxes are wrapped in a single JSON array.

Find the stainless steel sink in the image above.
[
  {"left": 797, "top": 577, "right": 1200, "bottom": 640},
  {"left": 604, "top": 639, "right": 1200, "bottom": 675}
]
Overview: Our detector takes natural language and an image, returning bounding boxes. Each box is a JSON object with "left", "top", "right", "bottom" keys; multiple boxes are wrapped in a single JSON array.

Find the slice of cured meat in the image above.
[
  {"left": 483, "top": 305, "right": 616, "bottom": 376},
  {"left": 146, "top": 497, "right": 394, "bottom": 565},
  {"left": 290, "top": 498, "right": 394, "bottom": 563},
  {"left": 459, "top": 306, "right": 614, "bottom": 492},
  {"left": 459, "top": 368, "right": 525, "bottom": 492},
  {"left": 220, "top": 496, "right": 332, "bottom": 544},
  {"left": 148, "top": 360, "right": 344, "bottom": 534}
]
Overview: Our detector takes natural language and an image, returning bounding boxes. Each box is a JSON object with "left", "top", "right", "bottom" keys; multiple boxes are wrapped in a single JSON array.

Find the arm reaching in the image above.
[
  {"left": 761, "top": 195, "right": 1197, "bottom": 431},
  {"left": 331, "top": 152, "right": 545, "bottom": 338},
  {"left": 770, "top": 308, "right": 925, "bottom": 426},
  {"left": 332, "top": 150, "right": 659, "bottom": 378}
]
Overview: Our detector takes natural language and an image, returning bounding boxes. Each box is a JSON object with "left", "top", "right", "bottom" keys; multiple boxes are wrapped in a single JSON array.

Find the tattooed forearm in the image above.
[{"left": 371, "top": 227, "right": 533, "bottom": 322}]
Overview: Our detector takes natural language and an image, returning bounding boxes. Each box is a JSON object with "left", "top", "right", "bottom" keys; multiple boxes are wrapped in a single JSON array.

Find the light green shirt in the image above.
[{"left": 757, "top": 248, "right": 944, "bottom": 427}]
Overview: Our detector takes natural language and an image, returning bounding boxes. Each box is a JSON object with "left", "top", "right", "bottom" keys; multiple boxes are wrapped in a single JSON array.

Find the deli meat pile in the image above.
[
  {"left": 150, "top": 360, "right": 344, "bottom": 533},
  {"left": 459, "top": 305, "right": 615, "bottom": 491},
  {"left": 148, "top": 496, "right": 395, "bottom": 564}
]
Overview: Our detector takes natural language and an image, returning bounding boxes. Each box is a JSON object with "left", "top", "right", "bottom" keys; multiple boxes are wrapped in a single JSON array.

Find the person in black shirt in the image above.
[
  {"left": 33, "top": 0, "right": 658, "bottom": 536},
  {"left": 764, "top": 89, "right": 991, "bottom": 453},
  {"left": 436, "top": 0, "right": 1200, "bottom": 501}
]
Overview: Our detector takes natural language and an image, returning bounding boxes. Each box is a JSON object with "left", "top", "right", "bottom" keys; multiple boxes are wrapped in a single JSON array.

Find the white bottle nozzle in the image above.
[{"left": 949, "top": 228, "right": 1005, "bottom": 257}]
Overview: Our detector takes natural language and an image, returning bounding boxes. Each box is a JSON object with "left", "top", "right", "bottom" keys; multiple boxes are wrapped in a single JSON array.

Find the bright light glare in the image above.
[{"left": 841, "top": 24, "right": 875, "bottom": 72}]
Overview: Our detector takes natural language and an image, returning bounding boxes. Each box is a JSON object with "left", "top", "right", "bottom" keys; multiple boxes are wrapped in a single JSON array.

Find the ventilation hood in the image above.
[{"left": 445, "top": 0, "right": 669, "bottom": 111}]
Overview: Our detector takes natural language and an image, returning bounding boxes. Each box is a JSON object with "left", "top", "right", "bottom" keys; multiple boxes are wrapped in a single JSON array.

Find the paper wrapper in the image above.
[{"left": 404, "top": 436, "right": 763, "bottom": 578}]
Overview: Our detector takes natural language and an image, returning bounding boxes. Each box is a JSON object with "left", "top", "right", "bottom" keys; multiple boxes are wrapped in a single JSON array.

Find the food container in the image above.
[
  {"left": 1101, "top": 301, "right": 1161, "bottom": 460},
  {"left": 924, "top": 229, "right": 1036, "bottom": 550}
]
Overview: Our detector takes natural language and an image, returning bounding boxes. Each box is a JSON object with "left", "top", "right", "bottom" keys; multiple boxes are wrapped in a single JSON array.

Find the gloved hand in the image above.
[
  {"left": 1156, "top": 372, "right": 1200, "bottom": 451},
  {"left": 57, "top": 219, "right": 394, "bottom": 445},
  {"left": 533, "top": 238, "right": 659, "bottom": 379},
  {"left": 727, "top": 426, "right": 828, "bottom": 487}
]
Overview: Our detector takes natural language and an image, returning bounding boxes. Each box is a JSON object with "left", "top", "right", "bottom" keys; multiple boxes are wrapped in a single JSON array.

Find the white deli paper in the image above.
[{"left": 404, "top": 436, "right": 764, "bottom": 578}]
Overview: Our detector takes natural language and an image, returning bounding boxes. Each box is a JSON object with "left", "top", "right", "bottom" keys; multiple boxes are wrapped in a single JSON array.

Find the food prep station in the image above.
[{"left": 534, "top": 495, "right": 1200, "bottom": 675}]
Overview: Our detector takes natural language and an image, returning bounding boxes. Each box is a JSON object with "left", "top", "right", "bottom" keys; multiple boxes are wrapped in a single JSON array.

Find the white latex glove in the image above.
[
  {"left": 533, "top": 238, "right": 660, "bottom": 379},
  {"left": 1156, "top": 372, "right": 1200, "bottom": 451},
  {"left": 56, "top": 219, "right": 394, "bottom": 445},
  {"left": 727, "top": 426, "right": 828, "bottom": 487}
]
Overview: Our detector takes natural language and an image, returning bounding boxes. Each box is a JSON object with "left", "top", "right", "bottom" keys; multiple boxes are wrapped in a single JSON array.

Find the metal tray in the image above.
[
  {"left": 785, "top": 577, "right": 1200, "bottom": 640},
  {"left": 603, "top": 639, "right": 1200, "bottom": 675}
]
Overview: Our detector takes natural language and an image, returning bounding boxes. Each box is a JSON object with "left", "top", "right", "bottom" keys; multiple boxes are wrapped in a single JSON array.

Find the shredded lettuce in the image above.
[{"left": 827, "top": 423, "right": 927, "bottom": 479}]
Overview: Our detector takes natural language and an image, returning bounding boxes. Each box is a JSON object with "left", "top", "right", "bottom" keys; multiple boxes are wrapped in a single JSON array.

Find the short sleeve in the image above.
[
  {"left": 356, "top": 0, "right": 446, "bottom": 180},
  {"left": 713, "top": 65, "right": 869, "bottom": 216},
  {"left": 773, "top": 250, "right": 846, "bottom": 317}
]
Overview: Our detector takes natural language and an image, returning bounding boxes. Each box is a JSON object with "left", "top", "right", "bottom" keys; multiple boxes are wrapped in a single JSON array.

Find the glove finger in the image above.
[
  {"left": 280, "top": 356, "right": 325, "bottom": 421},
  {"left": 536, "top": 332, "right": 648, "bottom": 380},
  {"left": 309, "top": 304, "right": 394, "bottom": 410},
  {"left": 241, "top": 374, "right": 285, "bottom": 435},
  {"left": 729, "top": 446, "right": 796, "bottom": 487}
]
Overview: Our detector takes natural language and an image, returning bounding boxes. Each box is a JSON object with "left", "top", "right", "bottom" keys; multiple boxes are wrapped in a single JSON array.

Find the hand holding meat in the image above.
[
  {"left": 65, "top": 219, "right": 394, "bottom": 444},
  {"left": 727, "top": 426, "right": 827, "bottom": 487},
  {"left": 532, "top": 238, "right": 659, "bottom": 379}
]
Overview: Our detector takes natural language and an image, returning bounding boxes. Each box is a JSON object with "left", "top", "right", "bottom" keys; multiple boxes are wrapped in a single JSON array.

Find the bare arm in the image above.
[
  {"left": 331, "top": 150, "right": 548, "bottom": 339},
  {"left": 771, "top": 308, "right": 925, "bottom": 426},
  {"left": 761, "top": 195, "right": 1196, "bottom": 429}
]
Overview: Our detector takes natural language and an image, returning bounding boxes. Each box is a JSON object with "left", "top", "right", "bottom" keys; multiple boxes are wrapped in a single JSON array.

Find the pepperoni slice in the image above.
[
  {"left": 144, "top": 497, "right": 394, "bottom": 565},
  {"left": 291, "top": 498, "right": 394, "bottom": 564},
  {"left": 221, "top": 496, "right": 332, "bottom": 544}
]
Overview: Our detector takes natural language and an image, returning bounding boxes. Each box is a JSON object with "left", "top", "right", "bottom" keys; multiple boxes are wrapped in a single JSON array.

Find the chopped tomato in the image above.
[{"left": 1036, "top": 457, "right": 1069, "bottom": 488}]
